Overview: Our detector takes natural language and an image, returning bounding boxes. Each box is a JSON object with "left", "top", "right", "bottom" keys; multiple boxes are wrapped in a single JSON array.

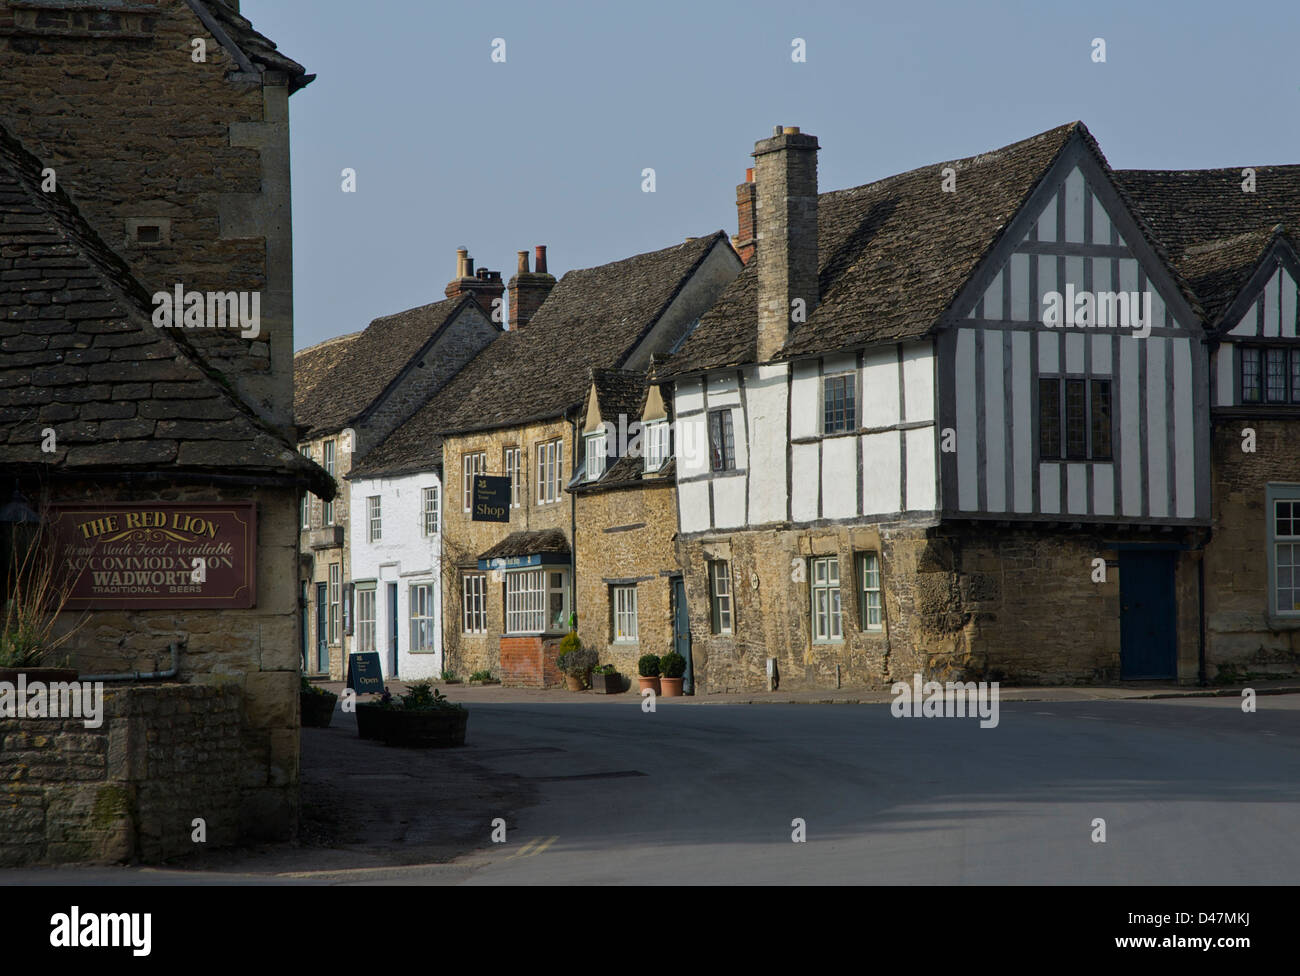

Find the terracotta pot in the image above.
[
  {"left": 638, "top": 675, "right": 661, "bottom": 695},
  {"left": 564, "top": 672, "right": 586, "bottom": 692},
  {"left": 0, "top": 667, "right": 79, "bottom": 684},
  {"left": 660, "top": 677, "right": 683, "bottom": 697}
]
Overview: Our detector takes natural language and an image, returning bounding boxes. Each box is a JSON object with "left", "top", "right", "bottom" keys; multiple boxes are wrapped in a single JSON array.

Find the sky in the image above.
[{"left": 251, "top": 0, "right": 1300, "bottom": 352}]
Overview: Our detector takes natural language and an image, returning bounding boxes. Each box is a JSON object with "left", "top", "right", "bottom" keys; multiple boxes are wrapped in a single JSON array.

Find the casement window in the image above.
[
  {"left": 857, "top": 551, "right": 883, "bottom": 632},
  {"left": 1268, "top": 486, "right": 1300, "bottom": 617},
  {"left": 1240, "top": 347, "right": 1300, "bottom": 404},
  {"left": 642, "top": 419, "right": 670, "bottom": 472},
  {"left": 462, "top": 573, "right": 487, "bottom": 634},
  {"left": 823, "top": 372, "right": 857, "bottom": 434},
  {"left": 367, "top": 495, "right": 382, "bottom": 542},
  {"left": 504, "top": 567, "right": 570, "bottom": 634},
  {"left": 1038, "top": 377, "right": 1112, "bottom": 461},
  {"left": 536, "top": 438, "right": 563, "bottom": 504},
  {"left": 328, "top": 563, "right": 341, "bottom": 645},
  {"left": 422, "top": 486, "right": 440, "bottom": 536},
  {"left": 323, "top": 439, "right": 336, "bottom": 525},
  {"left": 355, "top": 585, "right": 376, "bottom": 653},
  {"left": 410, "top": 583, "right": 436, "bottom": 651},
  {"left": 504, "top": 447, "right": 521, "bottom": 507},
  {"left": 708, "top": 560, "right": 732, "bottom": 634},
  {"left": 585, "top": 430, "right": 607, "bottom": 480},
  {"left": 612, "top": 585, "right": 638, "bottom": 642},
  {"left": 462, "top": 452, "right": 486, "bottom": 512},
  {"left": 810, "top": 556, "right": 843, "bottom": 643},
  {"left": 708, "top": 409, "right": 735, "bottom": 472}
]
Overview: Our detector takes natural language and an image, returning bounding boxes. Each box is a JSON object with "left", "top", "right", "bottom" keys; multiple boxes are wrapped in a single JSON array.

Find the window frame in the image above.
[
  {"left": 323, "top": 439, "right": 336, "bottom": 525},
  {"left": 367, "top": 495, "right": 382, "bottom": 543},
  {"left": 822, "top": 371, "right": 857, "bottom": 435},
  {"left": 328, "top": 563, "right": 341, "bottom": 645},
  {"left": 422, "top": 486, "right": 440, "bottom": 537},
  {"left": 462, "top": 573, "right": 487, "bottom": 634},
  {"left": 708, "top": 560, "right": 733, "bottom": 634},
  {"left": 355, "top": 584, "right": 377, "bottom": 653},
  {"left": 856, "top": 551, "right": 883, "bottom": 632},
  {"left": 707, "top": 409, "right": 735, "bottom": 472},
  {"left": 536, "top": 438, "right": 563, "bottom": 504},
  {"left": 585, "top": 429, "right": 607, "bottom": 481},
  {"left": 462, "top": 452, "right": 486, "bottom": 513},
  {"left": 504, "top": 447, "right": 521, "bottom": 508},
  {"left": 1239, "top": 345, "right": 1300, "bottom": 405},
  {"left": 1267, "top": 484, "right": 1300, "bottom": 620},
  {"left": 410, "top": 582, "right": 436, "bottom": 651},
  {"left": 642, "top": 419, "right": 670, "bottom": 472},
  {"left": 810, "top": 555, "right": 843, "bottom": 643},
  {"left": 1038, "top": 375, "right": 1114, "bottom": 462},
  {"left": 611, "top": 584, "right": 639, "bottom": 642}
]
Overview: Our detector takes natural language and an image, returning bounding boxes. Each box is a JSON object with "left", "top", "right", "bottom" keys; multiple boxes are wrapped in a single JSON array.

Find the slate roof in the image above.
[
  {"left": 478, "top": 528, "right": 570, "bottom": 562},
  {"left": 1114, "top": 166, "right": 1300, "bottom": 328},
  {"left": 294, "top": 295, "right": 485, "bottom": 440},
  {"left": 0, "top": 122, "right": 333, "bottom": 495},
  {"left": 588, "top": 368, "right": 648, "bottom": 427},
  {"left": 662, "top": 124, "right": 1084, "bottom": 376},
  {"left": 350, "top": 234, "right": 728, "bottom": 478},
  {"left": 570, "top": 370, "right": 678, "bottom": 493},
  {"left": 189, "top": 0, "right": 315, "bottom": 92}
]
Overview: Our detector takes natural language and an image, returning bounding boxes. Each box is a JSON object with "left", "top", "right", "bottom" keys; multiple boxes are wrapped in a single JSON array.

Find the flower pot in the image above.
[
  {"left": 660, "top": 677, "right": 684, "bottom": 697},
  {"left": 300, "top": 691, "right": 338, "bottom": 728},
  {"left": 591, "top": 672, "right": 622, "bottom": 694},
  {"left": 637, "top": 675, "right": 661, "bottom": 694},
  {"left": 0, "top": 667, "right": 79, "bottom": 684},
  {"left": 380, "top": 707, "right": 468, "bottom": 748},
  {"left": 564, "top": 672, "right": 586, "bottom": 692}
]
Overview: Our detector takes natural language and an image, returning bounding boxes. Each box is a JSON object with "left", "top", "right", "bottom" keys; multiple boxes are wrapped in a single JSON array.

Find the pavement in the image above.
[{"left": 4, "top": 687, "right": 1298, "bottom": 885}]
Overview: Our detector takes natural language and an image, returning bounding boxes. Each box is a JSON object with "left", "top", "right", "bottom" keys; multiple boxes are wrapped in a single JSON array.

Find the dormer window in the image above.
[
  {"left": 585, "top": 430, "right": 607, "bottom": 480},
  {"left": 642, "top": 419, "right": 670, "bottom": 472}
]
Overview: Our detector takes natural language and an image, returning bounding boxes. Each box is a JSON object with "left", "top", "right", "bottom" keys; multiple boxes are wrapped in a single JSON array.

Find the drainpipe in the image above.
[
  {"left": 81, "top": 642, "right": 181, "bottom": 682},
  {"left": 569, "top": 409, "right": 578, "bottom": 627},
  {"left": 1196, "top": 527, "right": 1211, "bottom": 687}
]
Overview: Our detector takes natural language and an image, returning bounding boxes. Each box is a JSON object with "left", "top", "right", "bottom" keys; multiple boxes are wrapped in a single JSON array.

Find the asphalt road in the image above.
[{"left": 5, "top": 696, "right": 1298, "bottom": 885}]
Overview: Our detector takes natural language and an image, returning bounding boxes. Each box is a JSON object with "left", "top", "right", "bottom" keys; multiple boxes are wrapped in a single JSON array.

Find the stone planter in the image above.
[
  {"left": 300, "top": 691, "right": 338, "bottom": 728},
  {"left": 355, "top": 703, "right": 468, "bottom": 747},
  {"left": 660, "top": 677, "right": 683, "bottom": 697},
  {"left": 0, "top": 667, "right": 78, "bottom": 684},
  {"left": 638, "top": 675, "right": 661, "bottom": 695},
  {"left": 591, "top": 672, "right": 622, "bottom": 694},
  {"left": 355, "top": 701, "right": 386, "bottom": 740}
]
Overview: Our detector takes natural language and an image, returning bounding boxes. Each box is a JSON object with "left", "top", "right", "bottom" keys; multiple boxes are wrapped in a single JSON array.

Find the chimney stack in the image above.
[
  {"left": 733, "top": 166, "right": 757, "bottom": 265},
  {"left": 754, "top": 125, "right": 819, "bottom": 362},
  {"left": 507, "top": 244, "right": 556, "bottom": 330},
  {"left": 445, "top": 247, "right": 505, "bottom": 318}
]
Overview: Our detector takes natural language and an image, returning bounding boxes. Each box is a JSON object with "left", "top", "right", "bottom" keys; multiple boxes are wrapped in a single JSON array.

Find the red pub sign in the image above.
[{"left": 49, "top": 503, "right": 257, "bottom": 609}]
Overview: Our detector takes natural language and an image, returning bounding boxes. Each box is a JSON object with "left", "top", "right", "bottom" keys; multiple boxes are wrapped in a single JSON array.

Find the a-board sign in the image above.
[
  {"left": 346, "top": 652, "right": 384, "bottom": 694},
  {"left": 471, "top": 475, "right": 511, "bottom": 523}
]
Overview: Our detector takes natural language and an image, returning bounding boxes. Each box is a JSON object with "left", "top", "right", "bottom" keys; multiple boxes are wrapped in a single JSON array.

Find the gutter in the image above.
[{"left": 82, "top": 642, "right": 180, "bottom": 683}]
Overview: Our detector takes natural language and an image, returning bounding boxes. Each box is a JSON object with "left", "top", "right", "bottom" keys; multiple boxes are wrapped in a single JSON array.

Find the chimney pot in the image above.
[
  {"left": 456, "top": 247, "right": 468, "bottom": 279},
  {"left": 745, "top": 167, "right": 755, "bottom": 183},
  {"left": 783, "top": 126, "right": 800, "bottom": 135},
  {"left": 773, "top": 125, "right": 783, "bottom": 137},
  {"left": 517, "top": 250, "right": 529, "bottom": 273},
  {"left": 534, "top": 245, "right": 548, "bottom": 275},
  {"left": 465, "top": 255, "right": 475, "bottom": 277}
]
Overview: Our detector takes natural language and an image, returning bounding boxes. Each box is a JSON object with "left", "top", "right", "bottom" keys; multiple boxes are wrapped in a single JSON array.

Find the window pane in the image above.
[
  {"left": 1292, "top": 350, "right": 1300, "bottom": 404},
  {"left": 1090, "top": 379, "right": 1112, "bottom": 460},
  {"left": 1241, "top": 347, "right": 1262, "bottom": 403},
  {"left": 1038, "top": 378, "right": 1061, "bottom": 458},
  {"left": 1065, "top": 378, "right": 1087, "bottom": 459},
  {"left": 1265, "top": 348, "right": 1287, "bottom": 402}
]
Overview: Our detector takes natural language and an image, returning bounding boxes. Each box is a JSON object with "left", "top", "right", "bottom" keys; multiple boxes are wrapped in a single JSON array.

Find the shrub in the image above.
[
  {"left": 592, "top": 663, "right": 617, "bottom": 676},
  {"left": 401, "top": 680, "right": 463, "bottom": 711},
  {"left": 558, "top": 646, "right": 598, "bottom": 675},
  {"left": 660, "top": 652, "right": 686, "bottom": 679},
  {"left": 469, "top": 669, "right": 494, "bottom": 682},
  {"left": 637, "top": 654, "right": 661, "bottom": 678},
  {"left": 440, "top": 667, "right": 459, "bottom": 682},
  {"left": 300, "top": 675, "right": 333, "bottom": 696},
  {"left": 558, "top": 631, "right": 583, "bottom": 656}
]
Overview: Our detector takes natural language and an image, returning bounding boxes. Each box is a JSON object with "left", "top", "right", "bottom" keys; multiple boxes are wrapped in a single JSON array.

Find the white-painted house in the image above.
[
  {"left": 347, "top": 470, "right": 444, "bottom": 681},
  {"left": 658, "top": 122, "right": 1300, "bottom": 694}
]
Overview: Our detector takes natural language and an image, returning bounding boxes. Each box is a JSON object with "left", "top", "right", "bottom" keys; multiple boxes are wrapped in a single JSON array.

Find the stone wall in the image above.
[
  {"left": 48, "top": 479, "right": 301, "bottom": 841},
  {"left": 677, "top": 521, "right": 1203, "bottom": 693},
  {"left": 574, "top": 479, "right": 677, "bottom": 680},
  {"left": 1204, "top": 417, "right": 1300, "bottom": 678},
  {"left": 441, "top": 418, "right": 574, "bottom": 677},
  {"left": 1, "top": 682, "right": 244, "bottom": 866}
]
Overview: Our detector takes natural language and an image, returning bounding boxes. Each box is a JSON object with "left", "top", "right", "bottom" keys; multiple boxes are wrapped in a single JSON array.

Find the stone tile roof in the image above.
[
  {"left": 662, "top": 124, "right": 1084, "bottom": 375},
  {"left": 436, "top": 232, "right": 729, "bottom": 435},
  {"left": 190, "top": 0, "right": 314, "bottom": 91},
  {"left": 571, "top": 370, "right": 679, "bottom": 494},
  {"left": 350, "top": 234, "right": 727, "bottom": 478},
  {"left": 294, "top": 295, "right": 484, "bottom": 439},
  {"left": 478, "top": 528, "right": 570, "bottom": 562},
  {"left": 1115, "top": 166, "right": 1300, "bottom": 328},
  {"left": 0, "top": 122, "right": 333, "bottom": 495},
  {"left": 589, "top": 368, "right": 647, "bottom": 427}
]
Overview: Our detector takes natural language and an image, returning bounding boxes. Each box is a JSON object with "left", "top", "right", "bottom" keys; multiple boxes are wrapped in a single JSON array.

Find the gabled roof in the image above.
[
  {"left": 1114, "top": 166, "right": 1300, "bottom": 328},
  {"left": 662, "top": 124, "right": 1084, "bottom": 375},
  {"left": 586, "top": 368, "right": 647, "bottom": 428},
  {"left": 188, "top": 0, "right": 314, "bottom": 92},
  {"left": 434, "top": 232, "right": 730, "bottom": 436},
  {"left": 0, "top": 122, "right": 332, "bottom": 495},
  {"left": 294, "top": 294, "right": 488, "bottom": 440}
]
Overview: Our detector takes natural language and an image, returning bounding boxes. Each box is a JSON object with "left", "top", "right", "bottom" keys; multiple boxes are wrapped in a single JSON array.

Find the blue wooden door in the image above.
[
  {"left": 1119, "top": 551, "right": 1177, "bottom": 680},
  {"left": 672, "top": 578, "right": 694, "bottom": 694},
  {"left": 315, "top": 582, "right": 329, "bottom": 674},
  {"left": 387, "top": 582, "right": 399, "bottom": 678}
]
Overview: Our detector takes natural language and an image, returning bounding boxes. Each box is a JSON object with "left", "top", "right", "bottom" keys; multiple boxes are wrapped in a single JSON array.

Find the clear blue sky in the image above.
[{"left": 253, "top": 0, "right": 1300, "bottom": 351}]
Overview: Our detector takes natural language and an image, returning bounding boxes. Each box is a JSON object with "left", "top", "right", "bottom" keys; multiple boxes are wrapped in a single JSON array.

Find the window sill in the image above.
[
  {"left": 812, "top": 639, "right": 845, "bottom": 645},
  {"left": 1265, "top": 614, "right": 1300, "bottom": 631}
]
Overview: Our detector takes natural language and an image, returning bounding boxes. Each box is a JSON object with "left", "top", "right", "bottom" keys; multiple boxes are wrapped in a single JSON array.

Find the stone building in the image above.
[
  {"left": 569, "top": 368, "right": 683, "bottom": 686},
  {"left": 360, "top": 236, "right": 741, "bottom": 685},
  {"left": 656, "top": 122, "right": 1300, "bottom": 693},
  {"left": 0, "top": 120, "right": 331, "bottom": 864},
  {"left": 295, "top": 251, "right": 502, "bottom": 679}
]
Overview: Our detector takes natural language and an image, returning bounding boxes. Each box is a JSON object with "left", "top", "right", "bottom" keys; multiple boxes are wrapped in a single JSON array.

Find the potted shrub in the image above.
[
  {"left": 637, "top": 654, "right": 661, "bottom": 695},
  {"left": 590, "top": 663, "right": 621, "bottom": 694},
  {"left": 380, "top": 681, "right": 468, "bottom": 747},
  {"left": 300, "top": 675, "right": 338, "bottom": 728},
  {"left": 556, "top": 632, "right": 597, "bottom": 691},
  {"left": 660, "top": 652, "right": 686, "bottom": 696}
]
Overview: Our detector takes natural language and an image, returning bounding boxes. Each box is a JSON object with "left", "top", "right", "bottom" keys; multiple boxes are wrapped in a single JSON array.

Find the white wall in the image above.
[{"left": 348, "top": 471, "right": 444, "bottom": 680}]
